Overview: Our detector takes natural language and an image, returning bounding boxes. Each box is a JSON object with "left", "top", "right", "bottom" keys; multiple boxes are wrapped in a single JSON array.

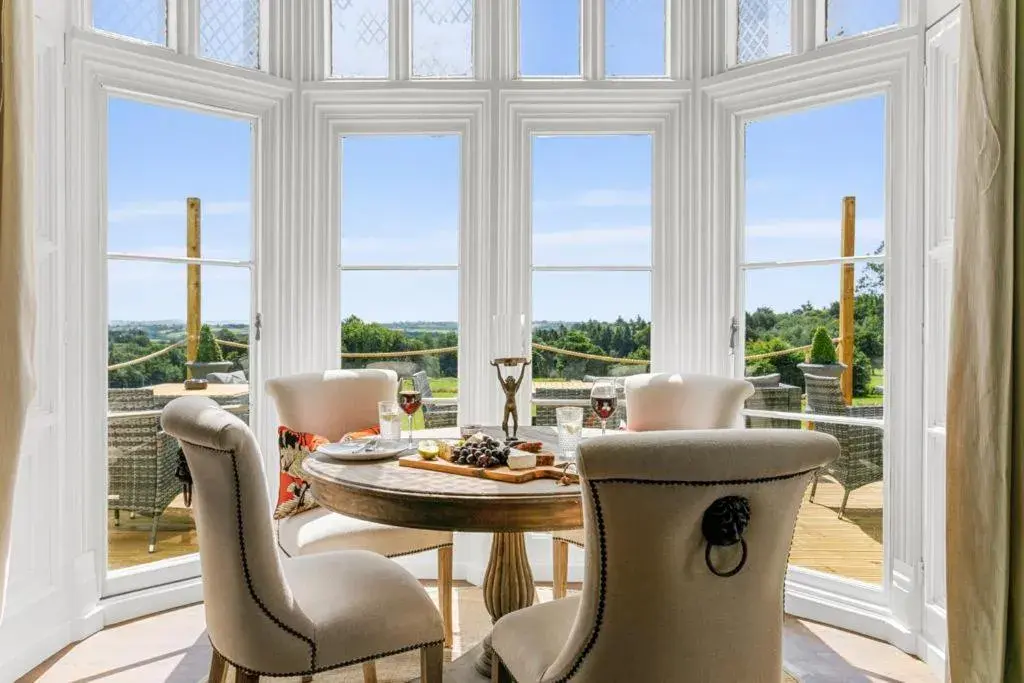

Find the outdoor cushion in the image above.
[{"left": 275, "top": 425, "right": 378, "bottom": 519}]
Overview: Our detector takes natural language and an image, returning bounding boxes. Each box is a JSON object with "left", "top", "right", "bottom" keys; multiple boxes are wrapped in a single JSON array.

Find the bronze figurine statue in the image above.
[{"left": 491, "top": 356, "right": 530, "bottom": 441}]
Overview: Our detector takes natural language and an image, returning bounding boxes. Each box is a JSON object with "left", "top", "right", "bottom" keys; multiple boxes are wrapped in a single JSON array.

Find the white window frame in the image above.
[
  {"left": 81, "top": 0, "right": 271, "bottom": 73},
  {"left": 67, "top": 34, "right": 291, "bottom": 602},
  {"left": 308, "top": 92, "right": 490, "bottom": 424},
  {"left": 503, "top": 92, "right": 686, "bottom": 420},
  {"left": 704, "top": 34, "right": 923, "bottom": 650}
]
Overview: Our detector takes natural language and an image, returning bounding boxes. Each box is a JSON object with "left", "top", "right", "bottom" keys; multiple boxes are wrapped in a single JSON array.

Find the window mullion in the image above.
[
  {"left": 177, "top": 0, "right": 199, "bottom": 57},
  {"left": 581, "top": 0, "right": 602, "bottom": 80},
  {"left": 392, "top": 0, "right": 410, "bottom": 80}
]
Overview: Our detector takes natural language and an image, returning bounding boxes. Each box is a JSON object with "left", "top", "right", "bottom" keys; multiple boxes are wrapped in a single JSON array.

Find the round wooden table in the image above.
[{"left": 302, "top": 426, "right": 583, "bottom": 678}]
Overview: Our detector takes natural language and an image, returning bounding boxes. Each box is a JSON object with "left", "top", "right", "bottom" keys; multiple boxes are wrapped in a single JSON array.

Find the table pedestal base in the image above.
[{"left": 473, "top": 531, "right": 535, "bottom": 677}]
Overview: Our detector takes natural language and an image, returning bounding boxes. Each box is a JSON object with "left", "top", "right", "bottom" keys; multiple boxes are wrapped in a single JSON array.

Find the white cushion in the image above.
[
  {"left": 278, "top": 507, "right": 452, "bottom": 559},
  {"left": 552, "top": 528, "right": 585, "bottom": 547}
]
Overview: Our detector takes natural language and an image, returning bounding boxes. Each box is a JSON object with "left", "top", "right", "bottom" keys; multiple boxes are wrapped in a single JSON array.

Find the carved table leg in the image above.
[{"left": 474, "top": 532, "right": 535, "bottom": 677}]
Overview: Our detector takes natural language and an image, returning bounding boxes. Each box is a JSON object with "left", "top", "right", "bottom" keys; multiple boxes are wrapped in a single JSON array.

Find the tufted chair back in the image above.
[
  {"left": 624, "top": 373, "right": 755, "bottom": 431},
  {"left": 545, "top": 429, "right": 838, "bottom": 682},
  {"left": 266, "top": 369, "right": 398, "bottom": 442},
  {"left": 161, "top": 397, "right": 317, "bottom": 675}
]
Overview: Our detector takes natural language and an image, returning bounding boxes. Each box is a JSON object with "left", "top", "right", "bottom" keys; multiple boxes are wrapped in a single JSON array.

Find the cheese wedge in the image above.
[{"left": 507, "top": 450, "right": 537, "bottom": 470}]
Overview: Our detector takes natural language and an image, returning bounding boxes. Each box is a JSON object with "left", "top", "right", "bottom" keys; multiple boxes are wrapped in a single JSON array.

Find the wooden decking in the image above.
[{"left": 109, "top": 478, "right": 884, "bottom": 584}]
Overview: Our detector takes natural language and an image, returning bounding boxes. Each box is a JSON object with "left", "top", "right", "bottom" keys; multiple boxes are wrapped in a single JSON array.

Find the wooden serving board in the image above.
[{"left": 399, "top": 453, "right": 578, "bottom": 484}]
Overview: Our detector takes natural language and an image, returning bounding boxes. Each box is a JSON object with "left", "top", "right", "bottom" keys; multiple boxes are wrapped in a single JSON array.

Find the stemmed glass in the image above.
[
  {"left": 590, "top": 379, "right": 618, "bottom": 435},
  {"left": 397, "top": 377, "right": 423, "bottom": 446}
]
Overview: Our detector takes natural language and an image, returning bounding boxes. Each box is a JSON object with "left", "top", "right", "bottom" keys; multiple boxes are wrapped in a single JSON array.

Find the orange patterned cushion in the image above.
[{"left": 274, "top": 425, "right": 380, "bottom": 519}]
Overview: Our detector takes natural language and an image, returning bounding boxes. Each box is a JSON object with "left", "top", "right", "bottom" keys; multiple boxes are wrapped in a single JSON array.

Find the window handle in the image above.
[
  {"left": 729, "top": 316, "right": 739, "bottom": 355},
  {"left": 254, "top": 312, "right": 262, "bottom": 342}
]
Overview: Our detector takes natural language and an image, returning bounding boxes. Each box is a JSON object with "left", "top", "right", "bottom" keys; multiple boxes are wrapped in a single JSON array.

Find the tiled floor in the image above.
[{"left": 21, "top": 582, "right": 937, "bottom": 683}]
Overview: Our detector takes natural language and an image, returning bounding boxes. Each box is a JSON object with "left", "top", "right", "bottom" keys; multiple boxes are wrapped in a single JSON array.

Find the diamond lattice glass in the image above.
[
  {"left": 826, "top": 0, "right": 900, "bottom": 41},
  {"left": 737, "top": 0, "right": 791, "bottom": 64},
  {"left": 332, "top": 0, "right": 390, "bottom": 78},
  {"left": 200, "top": 0, "right": 261, "bottom": 69},
  {"left": 412, "top": 0, "right": 473, "bottom": 78},
  {"left": 605, "top": 0, "right": 666, "bottom": 77},
  {"left": 93, "top": 0, "right": 167, "bottom": 45}
]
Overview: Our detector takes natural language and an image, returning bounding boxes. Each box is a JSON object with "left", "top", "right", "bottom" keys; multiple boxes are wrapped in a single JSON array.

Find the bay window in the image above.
[{"left": 27, "top": 0, "right": 944, "bottom": 677}]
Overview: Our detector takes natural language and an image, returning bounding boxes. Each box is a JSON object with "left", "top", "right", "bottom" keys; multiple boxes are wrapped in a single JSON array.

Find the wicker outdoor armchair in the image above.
[
  {"left": 412, "top": 371, "right": 458, "bottom": 428},
  {"left": 108, "top": 389, "right": 184, "bottom": 553},
  {"left": 803, "top": 374, "right": 884, "bottom": 518}
]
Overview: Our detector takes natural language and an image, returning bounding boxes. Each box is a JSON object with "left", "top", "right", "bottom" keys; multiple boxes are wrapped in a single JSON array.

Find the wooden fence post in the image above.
[
  {"left": 186, "top": 198, "right": 201, "bottom": 377},
  {"left": 840, "top": 196, "right": 856, "bottom": 405}
]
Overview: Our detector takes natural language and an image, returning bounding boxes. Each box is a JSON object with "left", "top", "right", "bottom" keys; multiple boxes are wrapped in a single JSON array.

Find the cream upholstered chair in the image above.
[
  {"left": 551, "top": 373, "right": 755, "bottom": 598},
  {"left": 494, "top": 429, "right": 838, "bottom": 683},
  {"left": 266, "top": 370, "right": 455, "bottom": 647},
  {"left": 161, "top": 397, "right": 444, "bottom": 683}
]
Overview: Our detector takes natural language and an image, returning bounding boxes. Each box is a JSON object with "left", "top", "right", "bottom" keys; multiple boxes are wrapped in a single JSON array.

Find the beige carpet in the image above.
[{"left": 208, "top": 585, "right": 797, "bottom": 682}]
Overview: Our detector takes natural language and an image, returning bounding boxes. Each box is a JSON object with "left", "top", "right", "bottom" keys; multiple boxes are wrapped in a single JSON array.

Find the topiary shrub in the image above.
[
  {"left": 808, "top": 326, "right": 838, "bottom": 365},
  {"left": 852, "top": 348, "right": 873, "bottom": 397},
  {"left": 196, "top": 324, "right": 224, "bottom": 363}
]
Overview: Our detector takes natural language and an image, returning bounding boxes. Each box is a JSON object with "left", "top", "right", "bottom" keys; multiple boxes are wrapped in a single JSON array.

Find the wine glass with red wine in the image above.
[
  {"left": 397, "top": 378, "right": 423, "bottom": 446},
  {"left": 590, "top": 379, "right": 618, "bottom": 435}
]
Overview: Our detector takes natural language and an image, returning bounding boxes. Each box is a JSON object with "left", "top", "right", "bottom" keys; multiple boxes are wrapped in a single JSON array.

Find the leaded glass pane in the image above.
[
  {"left": 332, "top": 0, "right": 390, "bottom": 78},
  {"left": 200, "top": 0, "right": 261, "bottom": 69},
  {"left": 413, "top": 0, "right": 473, "bottom": 78},
  {"left": 605, "top": 0, "right": 666, "bottom": 77},
  {"left": 737, "top": 0, "right": 791, "bottom": 65},
  {"left": 93, "top": 0, "right": 167, "bottom": 45},
  {"left": 826, "top": 0, "right": 901, "bottom": 41}
]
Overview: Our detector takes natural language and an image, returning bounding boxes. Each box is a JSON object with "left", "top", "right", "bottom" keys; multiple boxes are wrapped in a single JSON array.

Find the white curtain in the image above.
[
  {"left": 946, "top": 0, "right": 1024, "bottom": 681},
  {"left": 0, "top": 0, "right": 35, "bottom": 620}
]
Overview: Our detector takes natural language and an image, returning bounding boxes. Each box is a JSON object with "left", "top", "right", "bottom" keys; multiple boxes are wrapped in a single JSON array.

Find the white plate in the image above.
[{"left": 316, "top": 439, "right": 410, "bottom": 461}]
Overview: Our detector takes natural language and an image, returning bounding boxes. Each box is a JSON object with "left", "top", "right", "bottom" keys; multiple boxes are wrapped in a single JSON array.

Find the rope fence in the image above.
[{"left": 109, "top": 336, "right": 836, "bottom": 371}]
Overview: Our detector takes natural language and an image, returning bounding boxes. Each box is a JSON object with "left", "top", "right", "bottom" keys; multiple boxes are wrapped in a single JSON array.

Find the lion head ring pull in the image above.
[{"left": 702, "top": 496, "right": 751, "bottom": 578}]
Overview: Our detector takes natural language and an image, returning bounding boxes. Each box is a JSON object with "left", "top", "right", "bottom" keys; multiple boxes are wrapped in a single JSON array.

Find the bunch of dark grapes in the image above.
[{"left": 451, "top": 435, "right": 510, "bottom": 469}]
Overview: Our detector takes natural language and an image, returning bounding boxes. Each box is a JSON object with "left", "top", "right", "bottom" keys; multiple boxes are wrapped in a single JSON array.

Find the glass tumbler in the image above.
[
  {"left": 556, "top": 406, "right": 585, "bottom": 462},
  {"left": 378, "top": 400, "right": 402, "bottom": 442}
]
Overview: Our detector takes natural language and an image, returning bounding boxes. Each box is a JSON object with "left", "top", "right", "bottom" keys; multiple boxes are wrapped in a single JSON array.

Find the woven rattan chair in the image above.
[
  {"left": 803, "top": 374, "right": 884, "bottom": 518},
  {"left": 412, "top": 371, "right": 458, "bottom": 428},
  {"left": 108, "top": 389, "right": 183, "bottom": 553}
]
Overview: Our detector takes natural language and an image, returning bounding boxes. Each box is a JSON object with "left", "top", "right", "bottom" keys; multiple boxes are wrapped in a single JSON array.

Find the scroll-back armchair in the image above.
[
  {"left": 493, "top": 429, "right": 838, "bottom": 682},
  {"left": 266, "top": 370, "right": 454, "bottom": 647},
  {"left": 161, "top": 397, "right": 444, "bottom": 683},
  {"left": 551, "top": 373, "right": 755, "bottom": 599}
]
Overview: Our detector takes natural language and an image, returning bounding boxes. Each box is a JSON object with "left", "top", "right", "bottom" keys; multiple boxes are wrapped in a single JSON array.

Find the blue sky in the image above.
[{"left": 105, "top": 0, "right": 897, "bottom": 325}]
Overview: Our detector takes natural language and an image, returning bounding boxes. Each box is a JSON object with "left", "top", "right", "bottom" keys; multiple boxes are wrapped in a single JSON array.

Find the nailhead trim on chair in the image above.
[
  {"left": 386, "top": 542, "right": 454, "bottom": 560},
  {"left": 226, "top": 446, "right": 319, "bottom": 671},
  {"left": 550, "top": 467, "right": 822, "bottom": 682},
  {"left": 191, "top": 440, "right": 446, "bottom": 678}
]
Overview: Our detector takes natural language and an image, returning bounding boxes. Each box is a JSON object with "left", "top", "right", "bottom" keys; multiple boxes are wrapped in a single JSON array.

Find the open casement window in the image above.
[
  {"left": 737, "top": 95, "right": 887, "bottom": 590},
  {"left": 91, "top": 0, "right": 264, "bottom": 69},
  {"left": 104, "top": 96, "right": 257, "bottom": 596},
  {"left": 337, "top": 134, "right": 462, "bottom": 425},
  {"left": 330, "top": 0, "right": 475, "bottom": 79}
]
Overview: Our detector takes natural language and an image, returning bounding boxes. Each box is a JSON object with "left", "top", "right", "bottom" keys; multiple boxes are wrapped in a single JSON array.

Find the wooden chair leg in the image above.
[
  {"left": 207, "top": 650, "right": 227, "bottom": 683},
  {"left": 236, "top": 670, "right": 260, "bottom": 683},
  {"left": 420, "top": 643, "right": 443, "bottom": 683},
  {"left": 362, "top": 660, "right": 378, "bottom": 683},
  {"left": 552, "top": 538, "right": 569, "bottom": 599},
  {"left": 438, "top": 545, "right": 454, "bottom": 647}
]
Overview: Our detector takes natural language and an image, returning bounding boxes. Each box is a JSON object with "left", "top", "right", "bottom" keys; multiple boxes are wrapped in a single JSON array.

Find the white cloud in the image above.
[
  {"left": 746, "top": 218, "right": 885, "bottom": 241},
  {"left": 535, "top": 189, "right": 651, "bottom": 210},
  {"left": 109, "top": 200, "right": 249, "bottom": 223},
  {"left": 534, "top": 226, "right": 650, "bottom": 247}
]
